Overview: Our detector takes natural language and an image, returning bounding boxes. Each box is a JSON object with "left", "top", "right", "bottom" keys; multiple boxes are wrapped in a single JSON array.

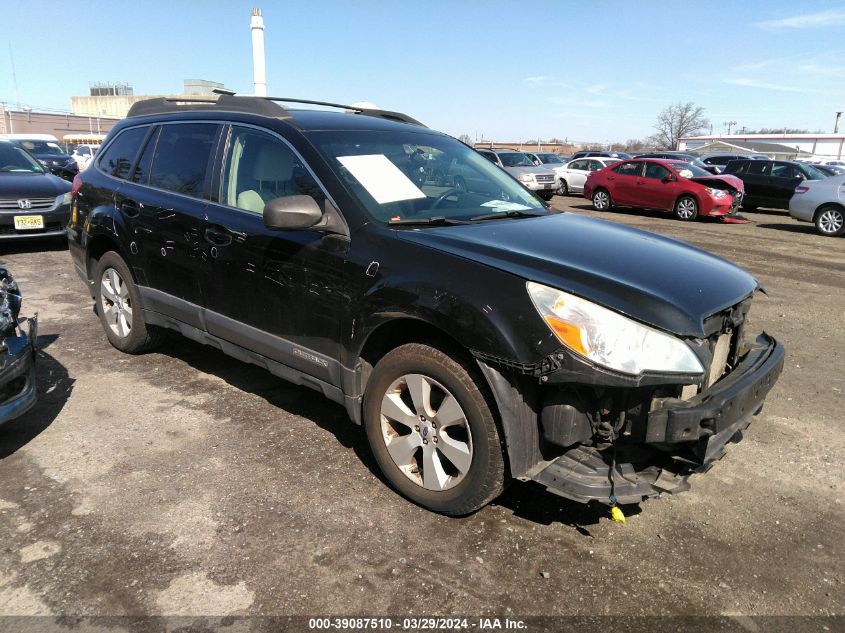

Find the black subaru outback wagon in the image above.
[{"left": 68, "top": 95, "right": 784, "bottom": 515}]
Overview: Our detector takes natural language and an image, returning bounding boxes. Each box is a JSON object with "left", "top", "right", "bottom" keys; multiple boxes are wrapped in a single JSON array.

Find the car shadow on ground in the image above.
[
  {"left": 152, "top": 334, "right": 643, "bottom": 529},
  {"left": 153, "top": 334, "right": 385, "bottom": 481},
  {"left": 0, "top": 336, "right": 74, "bottom": 458},
  {"left": 757, "top": 223, "right": 821, "bottom": 235},
  {"left": 0, "top": 238, "right": 68, "bottom": 256},
  {"left": 493, "top": 479, "right": 642, "bottom": 534}
]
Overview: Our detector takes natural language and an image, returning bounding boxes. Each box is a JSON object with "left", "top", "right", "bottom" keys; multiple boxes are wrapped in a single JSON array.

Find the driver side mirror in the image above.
[
  {"left": 263, "top": 195, "right": 323, "bottom": 230},
  {"left": 662, "top": 174, "right": 676, "bottom": 182}
]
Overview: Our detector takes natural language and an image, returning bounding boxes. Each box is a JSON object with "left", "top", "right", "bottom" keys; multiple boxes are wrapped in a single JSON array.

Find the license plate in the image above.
[{"left": 14, "top": 215, "right": 44, "bottom": 230}]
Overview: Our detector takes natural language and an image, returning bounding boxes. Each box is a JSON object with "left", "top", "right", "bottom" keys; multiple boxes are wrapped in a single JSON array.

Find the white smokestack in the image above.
[{"left": 250, "top": 7, "right": 267, "bottom": 96}]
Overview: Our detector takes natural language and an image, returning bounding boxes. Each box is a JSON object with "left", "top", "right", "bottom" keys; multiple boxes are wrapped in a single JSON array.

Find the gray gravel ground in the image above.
[{"left": 0, "top": 199, "right": 842, "bottom": 625}]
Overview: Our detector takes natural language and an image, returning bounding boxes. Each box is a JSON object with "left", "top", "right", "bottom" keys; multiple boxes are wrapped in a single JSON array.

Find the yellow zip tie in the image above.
[{"left": 611, "top": 506, "right": 626, "bottom": 524}]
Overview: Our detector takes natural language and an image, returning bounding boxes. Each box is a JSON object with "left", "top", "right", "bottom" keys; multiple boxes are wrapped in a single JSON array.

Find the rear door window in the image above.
[
  {"left": 98, "top": 126, "right": 149, "bottom": 179},
  {"left": 746, "top": 161, "right": 772, "bottom": 176},
  {"left": 148, "top": 123, "right": 219, "bottom": 198},
  {"left": 613, "top": 162, "right": 643, "bottom": 177}
]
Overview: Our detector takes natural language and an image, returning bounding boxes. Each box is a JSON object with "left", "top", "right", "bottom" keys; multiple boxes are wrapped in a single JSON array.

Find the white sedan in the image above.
[
  {"left": 789, "top": 173, "right": 845, "bottom": 236},
  {"left": 558, "top": 157, "right": 621, "bottom": 195}
]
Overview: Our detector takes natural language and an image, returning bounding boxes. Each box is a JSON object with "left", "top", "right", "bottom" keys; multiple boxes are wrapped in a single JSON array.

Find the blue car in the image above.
[{"left": 0, "top": 267, "right": 37, "bottom": 425}]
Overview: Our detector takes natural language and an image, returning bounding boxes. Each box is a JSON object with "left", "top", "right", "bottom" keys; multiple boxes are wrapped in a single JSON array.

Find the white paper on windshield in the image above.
[
  {"left": 337, "top": 154, "right": 426, "bottom": 204},
  {"left": 480, "top": 200, "right": 532, "bottom": 211},
  {"left": 678, "top": 169, "right": 694, "bottom": 179}
]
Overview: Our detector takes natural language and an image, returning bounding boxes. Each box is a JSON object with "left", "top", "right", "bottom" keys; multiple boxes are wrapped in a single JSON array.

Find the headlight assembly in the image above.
[
  {"left": 517, "top": 174, "right": 535, "bottom": 183},
  {"left": 526, "top": 281, "right": 704, "bottom": 376},
  {"left": 56, "top": 192, "right": 72, "bottom": 206}
]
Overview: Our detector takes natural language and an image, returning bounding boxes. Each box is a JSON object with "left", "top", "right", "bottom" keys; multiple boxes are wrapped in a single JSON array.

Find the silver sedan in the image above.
[{"left": 789, "top": 173, "right": 845, "bottom": 236}]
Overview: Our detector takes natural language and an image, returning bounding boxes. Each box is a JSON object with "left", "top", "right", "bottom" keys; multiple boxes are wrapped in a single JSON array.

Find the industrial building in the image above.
[
  {"left": 0, "top": 104, "right": 119, "bottom": 143},
  {"left": 679, "top": 133, "right": 845, "bottom": 160},
  {"left": 71, "top": 79, "right": 231, "bottom": 119}
]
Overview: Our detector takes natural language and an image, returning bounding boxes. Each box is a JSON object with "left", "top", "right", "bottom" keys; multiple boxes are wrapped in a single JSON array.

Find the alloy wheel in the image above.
[
  {"left": 593, "top": 190, "right": 609, "bottom": 209},
  {"left": 818, "top": 208, "right": 844, "bottom": 235},
  {"left": 379, "top": 373, "right": 473, "bottom": 491},
  {"left": 100, "top": 267, "right": 132, "bottom": 338}
]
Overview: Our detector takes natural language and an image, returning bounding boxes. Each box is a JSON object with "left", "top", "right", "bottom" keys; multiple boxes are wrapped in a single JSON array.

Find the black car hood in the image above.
[
  {"left": 396, "top": 213, "right": 758, "bottom": 337},
  {"left": 0, "top": 172, "right": 71, "bottom": 197}
]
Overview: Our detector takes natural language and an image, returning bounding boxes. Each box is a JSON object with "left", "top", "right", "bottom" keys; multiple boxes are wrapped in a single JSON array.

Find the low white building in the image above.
[{"left": 678, "top": 134, "right": 845, "bottom": 160}]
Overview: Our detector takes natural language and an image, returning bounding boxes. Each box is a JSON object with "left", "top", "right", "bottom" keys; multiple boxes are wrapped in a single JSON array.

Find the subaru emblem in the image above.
[{"left": 17, "top": 199, "right": 32, "bottom": 210}]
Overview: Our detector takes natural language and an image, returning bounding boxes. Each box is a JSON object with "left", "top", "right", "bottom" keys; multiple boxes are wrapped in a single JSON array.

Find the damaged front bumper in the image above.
[
  {"left": 530, "top": 333, "right": 784, "bottom": 505},
  {"left": 0, "top": 316, "right": 38, "bottom": 425}
]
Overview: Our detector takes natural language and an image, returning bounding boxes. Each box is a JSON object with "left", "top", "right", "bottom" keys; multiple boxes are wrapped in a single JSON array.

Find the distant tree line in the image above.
[{"left": 458, "top": 102, "right": 823, "bottom": 154}]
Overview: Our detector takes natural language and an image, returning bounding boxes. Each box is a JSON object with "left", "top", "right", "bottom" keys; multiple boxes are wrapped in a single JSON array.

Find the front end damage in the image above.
[
  {"left": 0, "top": 268, "right": 38, "bottom": 425},
  {"left": 477, "top": 297, "right": 785, "bottom": 506},
  {"left": 691, "top": 176, "right": 745, "bottom": 212}
]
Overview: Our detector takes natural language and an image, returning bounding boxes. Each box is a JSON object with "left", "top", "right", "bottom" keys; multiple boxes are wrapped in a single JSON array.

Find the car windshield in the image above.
[
  {"left": 538, "top": 154, "right": 564, "bottom": 164},
  {"left": 666, "top": 161, "right": 711, "bottom": 178},
  {"left": 308, "top": 130, "right": 547, "bottom": 223},
  {"left": 18, "top": 140, "right": 64, "bottom": 155},
  {"left": 499, "top": 152, "right": 534, "bottom": 167},
  {"left": 0, "top": 143, "right": 46, "bottom": 173}
]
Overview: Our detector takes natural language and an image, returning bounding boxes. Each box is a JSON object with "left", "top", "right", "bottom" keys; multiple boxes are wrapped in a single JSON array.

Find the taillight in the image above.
[
  {"left": 794, "top": 185, "right": 809, "bottom": 194},
  {"left": 71, "top": 174, "right": 83, "bottom": 198}
]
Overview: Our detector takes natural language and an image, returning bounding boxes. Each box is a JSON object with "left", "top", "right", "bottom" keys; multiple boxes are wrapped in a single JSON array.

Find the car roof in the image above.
[{"left": 124, "top": 95, "right": 430, "bottom": 135}]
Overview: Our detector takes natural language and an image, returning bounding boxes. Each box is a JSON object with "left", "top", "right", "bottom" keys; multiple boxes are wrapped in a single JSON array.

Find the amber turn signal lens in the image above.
[{"left": 544, "top": 315, "right": 587, "bottom": 355}]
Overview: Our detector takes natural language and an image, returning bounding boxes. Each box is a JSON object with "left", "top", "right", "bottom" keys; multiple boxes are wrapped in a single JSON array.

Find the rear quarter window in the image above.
[{"left": 97, "top": 126, "right": 150, "bottom": 179}]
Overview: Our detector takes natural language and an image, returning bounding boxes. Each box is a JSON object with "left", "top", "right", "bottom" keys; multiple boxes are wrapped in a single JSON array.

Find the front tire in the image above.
[
  {"left": 592, "top": 188, "right": 611, "bottom": 210},
  {"left": 94, "top": 252, "right": 163, "bottom": 354},
  {"left": 674, "top": 195, "right": 699, "bottom": 221},
  {"left": 815, "top": 205, "right": 845, "bottom": 236},
  {"left": 363, "top": 343, "right": 505, "bottom": 516}
]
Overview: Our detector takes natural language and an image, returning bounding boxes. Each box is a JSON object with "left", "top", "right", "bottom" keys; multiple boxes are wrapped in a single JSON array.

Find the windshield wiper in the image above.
[
  {"left": 388, "top": 216, "right": 469, "bottom": 226},
  {"left": 470, "top": 210, "right": 545, "bottom": 222}
]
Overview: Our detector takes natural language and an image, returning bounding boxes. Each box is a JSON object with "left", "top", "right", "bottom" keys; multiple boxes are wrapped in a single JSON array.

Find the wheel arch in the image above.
[
  {"left": 86, "top": 233, "right": 129, "bottom": 282},
  {"left": 354, "top": 316, "right": 537, "bottom": 479},
  {"left": 814, "top": 201, "right": 845, "bottom": 220}
]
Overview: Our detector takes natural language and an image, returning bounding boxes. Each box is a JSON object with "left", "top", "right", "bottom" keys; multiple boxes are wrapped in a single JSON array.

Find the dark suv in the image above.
[
  {"left": 723, "top": 159, "right": 825, "bottom": 210},
  {"left": 68, "top": 95, "right": 784, "bottom": 516}
]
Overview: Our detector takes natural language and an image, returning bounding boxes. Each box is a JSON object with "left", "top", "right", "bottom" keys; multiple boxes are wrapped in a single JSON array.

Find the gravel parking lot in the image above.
[{"left": 0, "top": 200, "right": 842, "bottom": 622}]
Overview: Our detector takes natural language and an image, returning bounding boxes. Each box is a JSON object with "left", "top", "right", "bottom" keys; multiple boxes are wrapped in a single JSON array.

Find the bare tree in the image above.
[
  {"left": 651, "top": 102, "right": 709, "bottom": 149},
  {"left": 457, "top": 134, "right": 473, "bottom": 145}
]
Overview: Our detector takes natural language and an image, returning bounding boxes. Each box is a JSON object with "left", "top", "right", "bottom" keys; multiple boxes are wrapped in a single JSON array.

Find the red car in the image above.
[{"left": 583, "top": 158, "right": 745, "bottom": 221}]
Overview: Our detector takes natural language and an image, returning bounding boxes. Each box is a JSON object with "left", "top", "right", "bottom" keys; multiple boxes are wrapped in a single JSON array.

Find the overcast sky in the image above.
[{"left": 2, "top": 0, "right": 843, "bottom": 143}]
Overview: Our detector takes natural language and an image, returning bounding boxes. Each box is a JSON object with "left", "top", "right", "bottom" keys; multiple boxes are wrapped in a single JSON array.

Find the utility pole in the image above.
[
  {"left": 9, "top": 43, "right": 21, "bottom": 108},
  {"left": 834, "top": 112, "right": 842, "bottom": 134},
  {"left": 724, "top": 121, "right": 737, "bottom": 135}
]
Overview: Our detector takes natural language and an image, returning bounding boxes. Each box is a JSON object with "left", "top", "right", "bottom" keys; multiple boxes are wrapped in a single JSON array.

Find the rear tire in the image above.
[
  {"left": 94, "top": 252, "right": 164, "bottom": 354},
  {"left": 592, "top": 188, "right": 611, "bottom": 210},
  {"left": 363, "top": 343, "right": 505, "bottom": 516},
  {"left": 557, "top": 179, "right": 569, "bottom": 196},
  {"left": 815, "top": 205, "right": 845, "bottom": 236},
  {"left": 674, "top": 195, "right": 699, "bottom": 221}
]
